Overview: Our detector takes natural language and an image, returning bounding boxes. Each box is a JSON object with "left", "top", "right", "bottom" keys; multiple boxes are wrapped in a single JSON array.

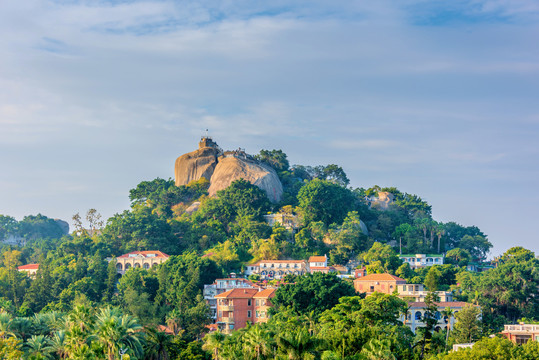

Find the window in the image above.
[
  {"left": 248, "top": 299, "right": 252, "bottom": 306},
  {"left": 256, "top": 311, "right": 259, "bottom": 318},
  {"left": 415, "top": 311, "right": 422, "bottom": 320},
  {"left": 247, "top": 310, "right": 251, "bottom": 318},
  {"left": 256, "top": 300, "right": 259, "bottom": 306}
]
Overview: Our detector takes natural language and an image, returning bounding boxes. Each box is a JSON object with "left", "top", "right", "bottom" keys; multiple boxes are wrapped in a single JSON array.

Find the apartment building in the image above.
[
  {"left": 203, "top": 278, "right": 256, "bottom": 320},
  {"left": 215, "top": 288, "right": 276, "bottom": 333}
]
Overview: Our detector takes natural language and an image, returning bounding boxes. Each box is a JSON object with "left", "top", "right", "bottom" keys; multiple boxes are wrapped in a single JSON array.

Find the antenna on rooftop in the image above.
[{"left": 205, "top": 128, "right": 209, "bottom": 138}]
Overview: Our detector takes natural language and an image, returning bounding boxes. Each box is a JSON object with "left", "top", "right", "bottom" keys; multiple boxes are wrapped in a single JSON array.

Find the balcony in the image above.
[
  {"left": 219, "top": 316, "right": 234, "bottom": 324},
  {"left": 219, "top": 305, "right": 234, "bottom": 311},
  {"left": 504, "top": 325, "right": 539, "bottom": 333}
]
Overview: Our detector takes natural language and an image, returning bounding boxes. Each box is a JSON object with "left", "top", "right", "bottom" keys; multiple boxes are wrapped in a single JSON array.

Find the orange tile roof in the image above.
[
  {"left": 18, "top": 264, "right": 39, "bottom": 270},
  {"left": 215, "top": 288, "right": 259, "bottom": 299},
  {"left": 309, "top": 256, "right": 327, "bottom": 262},
  {"left": 117, "top": 251, "right": 170, "bottom": 258},
  {"left": 253, "top": 288, "right": 276, "bottom": 298},
  {"left": 408, "top": 301, "right": 474, "bottom": 308},
  {"left": 353, "top": 273, "right": 406, "bottom": 282}
]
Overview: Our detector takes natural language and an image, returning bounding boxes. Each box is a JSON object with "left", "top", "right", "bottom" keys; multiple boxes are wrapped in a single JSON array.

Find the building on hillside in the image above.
[
  {"left": 401, "top": 301, "right": 476, "bottom": 333},
  {"left": 253, "top": 288, "right": 276, "bottom": 324},
  {"left": 354, "top": 267, "right": 367, "bottom": 278},
  {"left": 501, "top": 324, "right": 539, "bottom": 344},
  {"left": 115, "top": 251, "right": 170, "bottom": 275},
  {"left": 244, "top": 260, "right": 308, "bottom": 280},
  {"left": 263, "top": 213, "right": 300, "bottom": 231},
  {"left": 308, "top": 255, "right": 336, "bottom": 274},
  {"left": 396, "top": 284, "right": 453, "bottom": 302},
  {"left": 353, "top": 273, "right": 407, "bottom": 295},
  {"left": 399, "top": 254, "right": 444, "bottom": 269},
  {"left": 203, "top": 278, "right": 256, "bottom": 320},
  {"left": 18, "top": 264, "right": 39, "bottom": 277},
  {"left": 215, "top": 288, "right": 276, "bottom": 334}
]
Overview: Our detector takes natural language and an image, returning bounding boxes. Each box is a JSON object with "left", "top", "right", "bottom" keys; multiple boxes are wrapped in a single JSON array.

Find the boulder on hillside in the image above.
[
  {"left": 208, "top": 155, "right": 283, "bottom": 203},
  {"left": 174, "top": 137, "right": 284, "bottom": 203},
  {"left": 174, "top": 137, "right": 221, "bottom": 186}
]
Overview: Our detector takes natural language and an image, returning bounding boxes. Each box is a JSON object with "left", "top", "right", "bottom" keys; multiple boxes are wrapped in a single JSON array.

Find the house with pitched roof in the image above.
[
  {"left": 115, "top": 251, "right": 170, "bottom": 274},
  {"left": 215, "top": 288, "right": 276, "bottom": 333},
  {"left": 353, "top": 273, "right": 407, "bottom": 294},
  {"left": 18, "top": 264, "right": 39, "bottom": 277}
]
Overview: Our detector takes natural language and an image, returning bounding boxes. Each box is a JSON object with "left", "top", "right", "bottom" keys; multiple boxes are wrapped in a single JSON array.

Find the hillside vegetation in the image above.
[{"left": 0, "top": 149, "right": 536, "bottom": 360}]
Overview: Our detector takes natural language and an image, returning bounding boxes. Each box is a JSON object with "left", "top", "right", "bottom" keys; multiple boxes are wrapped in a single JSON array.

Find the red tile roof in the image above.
[
  {"left": 18, "top": 264, "right": 39, "bottom": 270},
  {"left": 215, "top": 288, "right": 259, "bottom": 299},
  {"left": 353, "top": 273, "right": 406, "bottom": 282},
  {"left": 253, "top": 288, "right": 276, "bottom": 298},
  {"left": 309, "top": 256, "right": 327, "bottom": 262},
  {"left": 117, "top": 251, "right": 170, "bottom": 258}
]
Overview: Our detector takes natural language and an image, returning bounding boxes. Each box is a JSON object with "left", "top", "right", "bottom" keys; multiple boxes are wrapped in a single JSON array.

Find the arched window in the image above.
[
  {"left": 143, "top": 263, "right": 150, "bottom": 269},
  {"left": 134, "top": 263, "right": 141, "bottom": 268},
  {"left": 125, "top": 263, "right": 132, "bottom": 270},
  {"left": 261, "top": 271, "right": 267, "bottom": 275},
  {"left": 415, "top": 311, "right": 422, "bottom": 320},
  {"left": 116, "top": 263, "right": 123, "bottom": 271}
]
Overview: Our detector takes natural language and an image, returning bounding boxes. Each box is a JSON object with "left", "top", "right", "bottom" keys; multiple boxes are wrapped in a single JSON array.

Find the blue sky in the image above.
[{"left": 1, "top": 0, "right": 538, "bottom": 257}]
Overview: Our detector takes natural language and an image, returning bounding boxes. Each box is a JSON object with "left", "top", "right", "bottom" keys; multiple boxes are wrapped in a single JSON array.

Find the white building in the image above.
[
  {"left": 399, "top": 254, "right": 444, "bottom": 269},
  {"left": 397, "top": 284, "right": 453, "bottom": 302},
  {"left": 245, "top": 260, "right": 308, "bottom": 280},
  {"left": 401, "top": 301, "right": 475, "bottom": 333}
]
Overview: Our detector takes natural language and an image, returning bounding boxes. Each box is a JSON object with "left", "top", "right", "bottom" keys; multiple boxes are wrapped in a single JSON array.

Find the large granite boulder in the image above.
[
  {"left": 208, "top": 156, "right": 283, "bottom": 203},
  {"left": 174, "top": 138, "right": 283, "bottom": 203},
  {"left": 174, "top": 145, "right": 220, "bottom": 186}
]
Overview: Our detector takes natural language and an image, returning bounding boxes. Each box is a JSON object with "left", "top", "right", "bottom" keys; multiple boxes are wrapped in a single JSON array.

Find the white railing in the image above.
[{"left": 504, "top": 325, "right": 539, "bottom": 332}]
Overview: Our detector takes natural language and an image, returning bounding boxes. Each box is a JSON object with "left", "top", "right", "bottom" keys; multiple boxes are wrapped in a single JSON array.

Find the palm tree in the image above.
[
  {"left": 95, "top": 306, "right": 144, "bottom": 360},
  {"left": 9, "top": 316, "right": 33, "bottom": 341},
  {"left": 48, "top": 330, "right": 69, "bottom": 359},
  {"left": 441, "top": 307, "right": 454, "bottom": 351},
  {"left": 143, "top": 326, "right": 173, "bottom": 360},
  {"left": 360, "top": 339, "right": 396, "bottom": 360},
  {"left": 276, "top": 327, "right": 317, "bottom": 360},
  {"left": 25, "top": 334, "right": 53, "bottom": 359},
  {"left": 203, "top": 330, "right": 226, "bottom": 360},
  {"left": 0, "top": 311, "right": 14, "bottom": 338},
  {"left": 243, "top": 326, "right": 272, "bottom": 360}
]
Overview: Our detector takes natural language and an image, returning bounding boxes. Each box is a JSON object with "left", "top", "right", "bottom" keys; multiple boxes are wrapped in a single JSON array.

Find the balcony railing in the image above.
[
  {"left": 219, "top": 305, "right": 234, "bottom": 311},
  {"left": 504, "top": 325, "right": 539, "bottom": 332},
  {"left": 219, "top": 316, "right": 234, "bottom": 324}
]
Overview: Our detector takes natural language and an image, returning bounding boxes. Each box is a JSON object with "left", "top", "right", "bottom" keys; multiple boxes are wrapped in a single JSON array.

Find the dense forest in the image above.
[{"left": 0, "top": 149, "right": 537, "bottom": 359}]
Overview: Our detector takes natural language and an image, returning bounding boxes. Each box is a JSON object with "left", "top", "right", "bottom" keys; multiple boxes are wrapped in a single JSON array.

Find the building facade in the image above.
[
  {"left": 396, "top": 284, "right": 453, "bottom": 302},
  {"left": 115, "top": 251, "right": 170, "bottom": 274},
  {"left": 399, "top": 254, "right": 444, "bottom": 269},
  {"left": 203, "top": 278, "right": 256, "bottom": 320},
  {"left": 502, "top": 324, "right": 539, "bottom": 344},
  {"left": 18, "top": 264, "right": 39, "bottom": 277},
  {"left": 215, "top": 288, "right": 276, "bottom": 334},
  {"left": 245, "top": 260, "right": 308, "bottom": 280},
  {"left": 401, "top": 301, "right": 475, "bottom": 333},
  {"left": 353, "top": 273, "right": 407, "bottom": 295}
]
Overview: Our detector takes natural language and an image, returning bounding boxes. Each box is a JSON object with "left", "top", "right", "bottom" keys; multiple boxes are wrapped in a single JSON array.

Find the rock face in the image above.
[
  {"left": 174, "top": 137, "right": 283, "bottom": 203},
  {"left": 174, "top": 138, "right": 221, "bottom": 186},
  {"left": 208, "top": 155, "right": 283, "bottom": 203}
]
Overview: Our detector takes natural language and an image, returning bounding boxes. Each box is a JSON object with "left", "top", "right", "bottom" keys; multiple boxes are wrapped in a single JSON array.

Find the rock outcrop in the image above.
[
  {"left": 174, "top": 138, "right": 221, "bottom": 186},
  {"left": 208, "top": 155, "right": 283, "bottom": 203},
  {"left": 174, "top": 137, "right": 283, "bottom": 203}
]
